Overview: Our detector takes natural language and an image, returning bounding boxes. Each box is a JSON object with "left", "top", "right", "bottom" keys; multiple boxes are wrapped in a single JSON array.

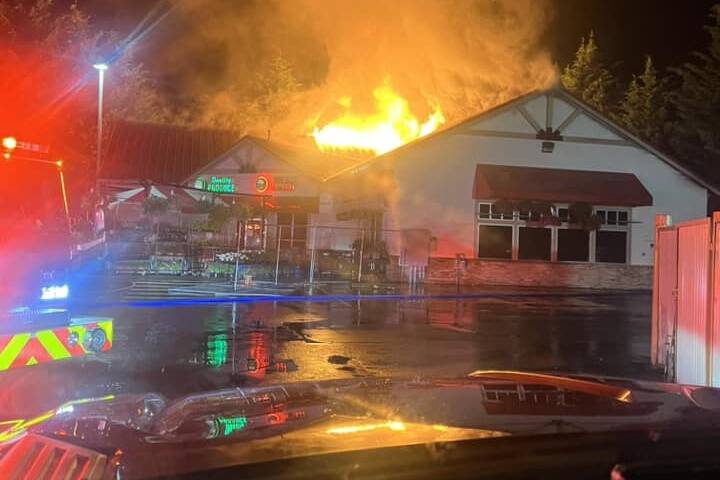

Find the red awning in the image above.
[{"left": 472, "top": 165, "right": 653, "bottom": 206}]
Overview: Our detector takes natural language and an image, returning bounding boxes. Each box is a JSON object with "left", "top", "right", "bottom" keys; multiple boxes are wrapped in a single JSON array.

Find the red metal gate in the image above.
[
  {"left": 676, "top": 218, "right": 711, "bottom": 385},
  {"left": 653, "top": 225, "right": 677, "bottom": 376},
  {"left": 713, "top": 216, "right": 720, "bottom": 386},
  {"left": 653, "top": 213, "right": 718, "bottom": 386}
]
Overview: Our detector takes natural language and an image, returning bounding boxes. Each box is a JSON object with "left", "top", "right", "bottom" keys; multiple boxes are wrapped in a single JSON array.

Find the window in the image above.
[
  {"left": 558, "top": 229, "right": 590, "bottom": 262},
  {"left": 244, "top": 219, "right": 264, "bottom": 250},
  {"left": 278, "top": 212, "right": 308, "bottom": 247},
  {"left": 477, "top": 225, "right": 512, "bottom": 259},
  {"left": 558, "top": 207, "right": 569, "bottom": 223},
  {"left": 476, "top": 201, "right": 630, "bottom": 264},
  {"left": 518, "top": 227, "right": 551, "bottom": 260},
  {"left": 477, "top": 202, "right": 512, "bottom": 221},
  {"left": 595, "top": 208, "right": 629, "bottom": 226},
  {"left": 478, "top": 203, "right": 491, "bottom": 219},
  {"left": 596, "top": 231, "right": 627, "bottom": 263}
]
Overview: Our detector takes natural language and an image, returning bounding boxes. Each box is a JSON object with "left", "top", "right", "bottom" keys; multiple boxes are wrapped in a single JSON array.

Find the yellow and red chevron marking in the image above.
[{"left": 0, "top": 318, "right": 113, "bottom": 371}]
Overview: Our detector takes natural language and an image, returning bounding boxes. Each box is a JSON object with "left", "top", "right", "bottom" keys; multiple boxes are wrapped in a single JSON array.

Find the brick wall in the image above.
[{"left": 425, "top": 257, "right": 652, "bottom": 290}]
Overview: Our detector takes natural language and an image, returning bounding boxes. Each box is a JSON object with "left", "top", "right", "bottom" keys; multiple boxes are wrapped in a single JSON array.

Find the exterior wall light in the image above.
[{"left": 541, "top": 141, "right": 555, "bottom": 153}]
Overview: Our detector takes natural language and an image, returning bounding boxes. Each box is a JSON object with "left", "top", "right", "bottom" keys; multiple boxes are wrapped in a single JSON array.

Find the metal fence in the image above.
[
  {"left": 106, "top": 222, "right": 430, "bottom": 285},
  {"left": 652, "top": 212, "right": 720, "bottom": 386}
]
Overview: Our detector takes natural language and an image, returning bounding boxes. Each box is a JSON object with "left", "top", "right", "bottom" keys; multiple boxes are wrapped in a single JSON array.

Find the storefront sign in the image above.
[
  {"left": 254, "top": 174, "right": 296, "bottom": 193},
  {"left": 255, "top": 175, "right": 270, "bottom": 193},
  {"left": 195, "top": 176, "right": 235, "bottom": 193},
  {"left": 275, "top": 176, "right": 296, "bottom": 192}
]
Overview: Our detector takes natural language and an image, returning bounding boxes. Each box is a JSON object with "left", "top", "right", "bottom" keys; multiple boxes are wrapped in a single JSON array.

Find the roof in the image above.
[
  {"left": 100, "top": 121, "right": 364, "bottom": 185},
  {"left": 473, "top": 164, "right": 653, "bottom": 207},
  {"left": 100, "top": 120, "right": 240, "bottom": 184},
  {"left": 244, "top": 136, "right": 364, "bottom": 182},
  {"left": 325, "top": 87, "right": 719, "bottom": 195}
]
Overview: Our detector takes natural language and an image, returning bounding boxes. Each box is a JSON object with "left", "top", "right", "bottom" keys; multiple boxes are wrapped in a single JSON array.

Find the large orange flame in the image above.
[{"left": 311, "top": 81, "right": 445, "bottom": 155}]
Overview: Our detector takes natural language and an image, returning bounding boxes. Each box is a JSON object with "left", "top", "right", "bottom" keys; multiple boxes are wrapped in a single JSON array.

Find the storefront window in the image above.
[
  {"left": 244, "top": 219, "right": 264, "bottom": 250},
  {"left": 558, "top": 229, "right": 590, "bottom": 262},
  {"left": 278, "top": 212, "right": 308, "bottom": 248},
  {"left": 596, "top": 230, "right": 627, "bottom": 263},
  {"left": 475, "top": 201, "right": 630, "bottom": 264},
  {"left": 518, "top": 227, "right": 551, "bottom": 260},
  {"left": 477, "top": 225, "right": 512, "bottom": 259}
]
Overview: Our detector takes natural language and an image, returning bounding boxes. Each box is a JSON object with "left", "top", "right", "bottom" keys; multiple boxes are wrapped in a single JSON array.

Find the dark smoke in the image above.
[{"left": 163, "top": 0, "right": 557, "bottom": 142}]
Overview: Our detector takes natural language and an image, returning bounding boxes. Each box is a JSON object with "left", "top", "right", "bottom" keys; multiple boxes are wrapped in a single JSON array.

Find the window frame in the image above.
[{"left": 474, "top": 200, "right": 631, "bottom": 264}]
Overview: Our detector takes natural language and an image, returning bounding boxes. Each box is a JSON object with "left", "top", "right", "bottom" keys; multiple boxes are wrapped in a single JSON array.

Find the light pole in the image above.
[{"left": 93, "top": 63, "right": 108, "bottom": 192}]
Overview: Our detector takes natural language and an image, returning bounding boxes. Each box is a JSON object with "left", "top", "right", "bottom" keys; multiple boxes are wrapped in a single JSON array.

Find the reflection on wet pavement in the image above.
[{"left": 0, "top": 292, "right": 653, "bottom": 420}]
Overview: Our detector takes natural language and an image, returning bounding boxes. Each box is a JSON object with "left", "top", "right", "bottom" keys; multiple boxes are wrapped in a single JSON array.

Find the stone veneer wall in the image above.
[{"left": 389, "top": 257, "right": 652, "bottom": 290}]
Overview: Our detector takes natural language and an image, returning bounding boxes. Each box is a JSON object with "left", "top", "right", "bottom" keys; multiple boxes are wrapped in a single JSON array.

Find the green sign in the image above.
[
  {"left": 196, "top": 176, "right": 235, "bottom": 193},
  {"left": 215, "top": 415, "right": 248, "bottom": 436},
  {"left": 208, "top": 176, "right": 235, "bottom": 193}
]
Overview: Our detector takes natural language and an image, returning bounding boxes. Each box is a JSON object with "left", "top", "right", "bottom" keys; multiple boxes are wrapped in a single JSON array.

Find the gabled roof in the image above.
[
  {"left": 100, "top": 120, "right": 239, "bottom": 184},
  {"left": 325, "top": 87, "right": 719, "bottom": 195},
  {"left": 187, "top": 135, "right": 365, "bottom": 183},
  {"left": 248, "top": 136, "right": 365, "bottom": 181},
  {"left": 100, "top": 121, "right": 364, "bottom": 185}
]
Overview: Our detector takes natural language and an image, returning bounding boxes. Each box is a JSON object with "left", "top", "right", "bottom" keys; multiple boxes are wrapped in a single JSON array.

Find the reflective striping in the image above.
[
  {"left": 0, "top": 334, "right": 30, "bottom": 371},
  {"left": 36, "top": 330, "right": 72, "bottom": 360},
  {"left": 0, "top": 318, "right": 114, "bottom": 371},
  {"left": 11, "top": 337, "right": 54, "bottom": 369},
  {"left": 56, "top": 327, "right": 87, "bottom": 356}
]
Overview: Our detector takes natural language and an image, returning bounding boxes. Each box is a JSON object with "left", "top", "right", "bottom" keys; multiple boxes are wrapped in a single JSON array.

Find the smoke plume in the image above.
[{"left": 163, "top": 0, "right": 557, "bottom": 143}]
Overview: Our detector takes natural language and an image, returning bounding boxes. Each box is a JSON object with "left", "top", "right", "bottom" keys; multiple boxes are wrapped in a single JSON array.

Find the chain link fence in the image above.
[{"left": 106, "top": 220, "right": 432, "bottom": 285}]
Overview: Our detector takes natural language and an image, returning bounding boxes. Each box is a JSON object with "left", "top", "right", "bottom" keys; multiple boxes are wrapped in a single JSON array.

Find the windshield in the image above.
[{"left": 3, "top": 1, "right": 720, "bottom": 479}]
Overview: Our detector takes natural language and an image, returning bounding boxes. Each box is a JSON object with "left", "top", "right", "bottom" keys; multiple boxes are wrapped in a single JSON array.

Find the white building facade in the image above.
[{"left": 332, "top": 89, "right": 715, "bottom": 270}]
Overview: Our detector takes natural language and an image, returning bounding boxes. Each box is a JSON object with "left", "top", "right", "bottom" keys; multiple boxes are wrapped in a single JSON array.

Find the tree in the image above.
[
  {"left": 615, "top": 56, "right": 668, "bottom": 144},
  {"left": 561, "top": 31, "right": 615, "bottom": 112},
  {"left": 668, "top": 5, "right": 720, "bottom": 168},
  {"left": 0, "top": 1, "right": 170, "bottom": 176}
]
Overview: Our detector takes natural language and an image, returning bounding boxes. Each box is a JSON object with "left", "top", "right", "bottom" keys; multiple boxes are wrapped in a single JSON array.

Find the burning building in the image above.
[
  {"left": 326, "top": 88, "right": 718, "bottom": 289},
  {"left": 99, "top": 87, "right": 717, "bottom": 289}
]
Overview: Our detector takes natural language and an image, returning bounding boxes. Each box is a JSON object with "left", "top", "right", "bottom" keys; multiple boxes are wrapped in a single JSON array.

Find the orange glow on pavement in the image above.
[{"left": 325, "top": 420, "right": 406, "bottom": 435}]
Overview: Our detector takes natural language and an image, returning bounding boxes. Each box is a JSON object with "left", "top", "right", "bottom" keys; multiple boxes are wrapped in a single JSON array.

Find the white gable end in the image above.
[
  {"left": 191, "top": 139, "right": 301, "bottom": 179},
  {"left": 464, "top": 107, "right": 537, "bottom": 134},
  {"left": 561, "top": 112, "right": 623, "bottom": 140},
  {"left": 550, "top": 96, "right": 575, "bottom": 126},
  {"left": 456, "top": 92, "right": 626, "bottom": 144}
]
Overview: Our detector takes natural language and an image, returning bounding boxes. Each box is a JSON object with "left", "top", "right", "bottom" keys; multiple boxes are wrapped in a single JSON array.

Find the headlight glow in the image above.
[{"left": 40, "top": 284, "right": 69, "bottom": 301}]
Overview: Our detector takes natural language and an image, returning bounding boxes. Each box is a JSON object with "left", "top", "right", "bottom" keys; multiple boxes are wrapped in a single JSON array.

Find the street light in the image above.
[
  {"left": 2, "top": 136, "right": 17, "bottom": 151},
  {"left": 93, "top": 63, "right": 108, "bottom": 192},
  {"left": 2, "top": 136, "right": 16, "bottom": 160}
]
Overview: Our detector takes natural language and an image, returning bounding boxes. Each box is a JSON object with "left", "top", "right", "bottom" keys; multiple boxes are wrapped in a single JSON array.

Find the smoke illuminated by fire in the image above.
[
  {"left": 311, "top": 81, "right": 445, "bottom": 155},
  {"left": 168, "top": 0, "right": 557, "bottom": 147}
]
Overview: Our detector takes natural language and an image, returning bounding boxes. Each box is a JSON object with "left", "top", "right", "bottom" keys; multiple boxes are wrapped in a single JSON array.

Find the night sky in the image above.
[
  {"left": 81, "top": 0, "right": 718, "bottom": 80},
  {"left": 547, "top": 0, "right": 718, "bottom": 76},
  {"left": 84, "top": 0, "right": 720, "bottom": 83}
]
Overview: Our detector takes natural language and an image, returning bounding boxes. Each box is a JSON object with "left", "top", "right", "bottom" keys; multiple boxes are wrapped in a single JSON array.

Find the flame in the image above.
[{"left": 311, "top": 81, "right": 445, "bottom": 155}]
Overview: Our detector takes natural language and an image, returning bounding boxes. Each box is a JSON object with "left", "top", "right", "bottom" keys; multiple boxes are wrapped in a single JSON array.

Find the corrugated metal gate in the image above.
[
  {"left": 653, "top": 224, "right": 677, "bottom": 377},
  {"left": 652, "top": 214, "right": 717, "bottom": 385}
]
